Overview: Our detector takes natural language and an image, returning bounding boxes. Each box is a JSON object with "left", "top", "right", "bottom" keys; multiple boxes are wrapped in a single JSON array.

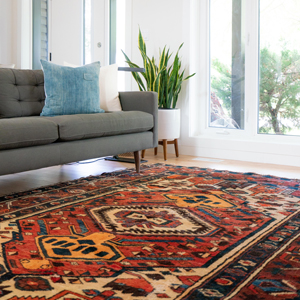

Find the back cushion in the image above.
[{"left": 0, "top": 69, "right": 45, "bottom": 118}]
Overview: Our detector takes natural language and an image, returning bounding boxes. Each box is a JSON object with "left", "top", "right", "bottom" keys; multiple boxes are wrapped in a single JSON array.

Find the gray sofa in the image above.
[{"left": 0, "top": 68, "right": 158, "bottom": 175}]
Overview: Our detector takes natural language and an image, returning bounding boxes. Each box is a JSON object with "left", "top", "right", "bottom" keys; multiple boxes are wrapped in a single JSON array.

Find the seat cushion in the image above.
[
  {"left": 47, "top": 111, "right": 153, "bottom": 141},
  {"left": 0, "top": 117, "right": 59, "bottom": 150}
]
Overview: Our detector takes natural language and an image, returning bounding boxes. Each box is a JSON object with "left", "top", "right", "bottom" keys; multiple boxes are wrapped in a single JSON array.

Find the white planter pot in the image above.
[{"left": 158, "top": 108, "right": 180, "bottom": 140}]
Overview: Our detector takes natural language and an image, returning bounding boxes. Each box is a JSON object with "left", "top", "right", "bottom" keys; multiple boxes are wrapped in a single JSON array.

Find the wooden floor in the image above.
[{"left": 1, "top": 151, "right": 300, "bottom": 197}]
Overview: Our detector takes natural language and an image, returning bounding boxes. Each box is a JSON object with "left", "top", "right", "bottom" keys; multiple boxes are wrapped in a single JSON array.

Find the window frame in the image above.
[
  {"left": 109, "top": 0, "right": 117, "bottom": 64},
  {"left": 192, "top": 0, "right": 300, "bottom": 145},
  {"left": 32, "top": 0, "right": 49, "bottom": 69}
]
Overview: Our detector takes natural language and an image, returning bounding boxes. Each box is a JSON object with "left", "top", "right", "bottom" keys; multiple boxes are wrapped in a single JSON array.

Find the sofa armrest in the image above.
[{"left": 119, "top": 91, "right": 158, "bottom": 148}]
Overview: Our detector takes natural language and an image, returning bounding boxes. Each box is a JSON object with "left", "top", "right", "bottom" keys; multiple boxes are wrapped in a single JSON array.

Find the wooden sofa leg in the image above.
[
  {"left": 134, "top": 151, "right": 140, "bottom": 173},
  {"left": 141, "top": 150, "right": 146, "bottom": 158}
]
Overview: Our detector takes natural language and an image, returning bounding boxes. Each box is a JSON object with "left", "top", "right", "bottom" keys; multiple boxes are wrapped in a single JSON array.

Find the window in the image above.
[
  {"left": 109, "top": 0, "right": 117, "bottom": 64},
  {"left": 259, "top": 0, "right": 300, "bottom": 136},
  {"left": 210, "top": 0, "right": 245, "bottom": 130},
  {"left": 109, "top": 0, "right": 127, "bottom": 91},
  {"left": 209, "top": 0, "right": 300, "bottom": 138},
  {"left": 109, "top": 0, "right": 125, "bottom": 65},
  {"left": 32, "top": 0, "right": 49, "bottom": 69}
]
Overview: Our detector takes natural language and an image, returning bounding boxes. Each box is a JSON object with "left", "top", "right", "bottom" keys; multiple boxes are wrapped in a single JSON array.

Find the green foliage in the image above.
[
  {"left": 211, "top": 47, "right": 300, "bottom": 134},
  {"left": 122, "top": 29, "right": 195, "bottom": 109},
  {"left": 211, "top": 59, "right": 232, "bottom": 114},
  {"left": 259, "top": 47, "right": 300, "bottom": 134}
]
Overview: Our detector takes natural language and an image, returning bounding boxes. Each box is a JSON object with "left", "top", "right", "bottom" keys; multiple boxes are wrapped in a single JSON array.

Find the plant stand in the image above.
[
  {"left": 141, "top": 109, "right": 180, "bottom": 161},
  {"left": 141, "top": 138, "right": 179, "bottom": 161}
]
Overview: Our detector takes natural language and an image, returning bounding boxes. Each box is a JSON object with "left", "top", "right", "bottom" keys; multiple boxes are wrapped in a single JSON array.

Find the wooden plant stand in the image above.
[{"left": 141, "top": 138, "right": 179, "bottom": 161}]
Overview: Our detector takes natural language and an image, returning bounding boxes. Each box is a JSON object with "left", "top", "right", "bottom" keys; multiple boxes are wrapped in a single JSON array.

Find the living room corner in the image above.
[{"left": 0, "top": 1, "right": 300, "bottom": 299}]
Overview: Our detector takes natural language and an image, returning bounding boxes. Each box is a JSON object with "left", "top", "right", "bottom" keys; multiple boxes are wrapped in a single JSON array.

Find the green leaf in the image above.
[
  {"left": 184, "top": 73, "right": 196, "bottom": 81},
  {"left": 122, "top": 49, "right": 146, "bottom": 90},
  {"left": 138, "top": 28, "right": 146, "bottom": 54}
]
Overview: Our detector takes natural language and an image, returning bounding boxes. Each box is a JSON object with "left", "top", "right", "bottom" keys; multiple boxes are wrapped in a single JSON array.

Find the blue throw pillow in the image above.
[{"left": 40, "top": 60, "right": 104, "bottom": 116}]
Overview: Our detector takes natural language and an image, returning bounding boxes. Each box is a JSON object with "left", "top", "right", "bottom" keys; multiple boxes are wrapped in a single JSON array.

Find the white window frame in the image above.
[
  {"left": 204, "top": 0, "right": 300, "bottom": 143},
  {"left": 186, "top": 0, "right": 300, "bottom": 167},
  {"left": 196, "top": 1, "right": 258, "bottom": 138}
]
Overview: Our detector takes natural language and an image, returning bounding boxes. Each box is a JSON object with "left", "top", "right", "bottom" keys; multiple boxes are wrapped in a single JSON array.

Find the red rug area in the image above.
[{"left": 0, "top": 164, "right": 299, "bottom": 299}]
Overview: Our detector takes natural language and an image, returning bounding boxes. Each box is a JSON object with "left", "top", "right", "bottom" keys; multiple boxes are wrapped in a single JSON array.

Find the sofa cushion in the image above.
[
  {"left": 0, "top": 69, "right": 45, "bottom": 118},
  {"left": 0, "top": 117, "right": 59, "bottom": 150},
  {"left": 40, "top": 60, "right": 104, "bottom": 116},
  {"left": 99, "top": 64, "right": 122, "bottom": 111},
  {"left": 64, "top": 62, "right": 122, "bottom": 112},
  {"left": 47, "top": 111, "right": 153, "bottom": 141}
]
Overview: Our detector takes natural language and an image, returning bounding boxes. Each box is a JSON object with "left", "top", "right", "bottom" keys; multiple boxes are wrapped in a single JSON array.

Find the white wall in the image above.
[
  {"left": 128, "top": 0, "right": 191, "bottom": 122},
  {"left": 130, "top": 0, "right": 184, "bottom": 70},
  {"left": 20, "top": 0, "right": 32, "bottom": 69},
  {"left": 49, "top": 0, "right": 83, "bottom": 66},
  {"left": 0, "top": 0, "right": 14, "bottom": 65},
  {"left": 49, "top": 0, "right": 108, "bottom": 66},
  {"left": 0, "top": 0, "right": 32, "bottom": 69}
]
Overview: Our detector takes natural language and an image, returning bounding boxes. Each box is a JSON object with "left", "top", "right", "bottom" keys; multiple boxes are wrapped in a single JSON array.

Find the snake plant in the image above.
[{"left": 122, "top": 29, "right": 195, "bottom": 109}]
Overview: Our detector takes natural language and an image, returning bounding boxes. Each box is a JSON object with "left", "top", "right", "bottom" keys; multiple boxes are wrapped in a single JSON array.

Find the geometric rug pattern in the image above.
[{"left": 0, "top": 163, "right": 299, "bottom": 299}]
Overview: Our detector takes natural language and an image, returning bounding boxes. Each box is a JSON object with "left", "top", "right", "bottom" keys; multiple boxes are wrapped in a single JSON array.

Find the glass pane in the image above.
[
  {"left": 110, "top": 0, "right": 126, "bottom": 90},
  {"left": 259, "top": 0, "right": 300, "bottom": 135},
  {"left": 32, "top": 0, "right": 49, "bottom": 69},
  {"left": 116, "top": 0, "right": 126, "bottom": 91},
  {"left": 210, "top": 0, "right": 245, "bottom": 129}
]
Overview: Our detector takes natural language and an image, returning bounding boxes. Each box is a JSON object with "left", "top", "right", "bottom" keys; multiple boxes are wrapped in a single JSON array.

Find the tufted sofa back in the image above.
[{"left": 0, "top": 69, "right": 45, "bottom": 118}]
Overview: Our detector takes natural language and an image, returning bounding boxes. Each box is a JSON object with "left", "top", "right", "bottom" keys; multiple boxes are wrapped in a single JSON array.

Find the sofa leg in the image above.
[
  {"left": 141, "top": 150, "right": 146, "bottom": 158},
  {"left": 133, "top": 151, "right": 140, "bottom": 173}
]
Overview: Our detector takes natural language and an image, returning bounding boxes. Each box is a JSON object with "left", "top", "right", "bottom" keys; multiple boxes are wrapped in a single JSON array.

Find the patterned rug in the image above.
[{"left": 0, "top": 163, "right": 299, "bottom": 300}]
